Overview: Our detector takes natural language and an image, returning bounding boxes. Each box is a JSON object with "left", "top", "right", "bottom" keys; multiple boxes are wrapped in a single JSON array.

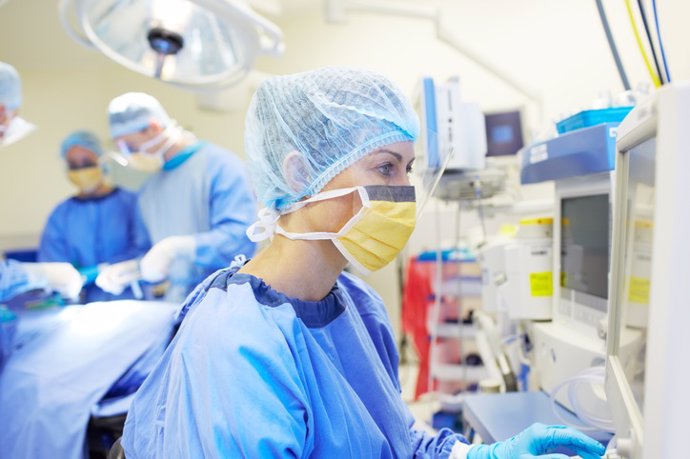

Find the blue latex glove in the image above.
[{"left": 468, "top": 423, "right": 605, "bottom": 459}]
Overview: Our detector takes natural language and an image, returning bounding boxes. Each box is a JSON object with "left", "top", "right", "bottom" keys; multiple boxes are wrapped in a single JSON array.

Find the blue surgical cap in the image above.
[
  {"left": 108, "top": 92, "right": 171, "bottom": 139},
  {"left": 0, "top": 62, "right": 21, "bottom": 110},
  {"left": 61, "top": 130, "right": 104, "bottom": 158},
  {"left": 245, "top": 67, "right": 420, "bottom": 212}
]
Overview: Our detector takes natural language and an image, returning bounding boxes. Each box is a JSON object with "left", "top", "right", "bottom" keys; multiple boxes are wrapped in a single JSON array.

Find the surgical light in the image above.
[{"left": 59, "top": 0, "right": 284, "bottom": 90}]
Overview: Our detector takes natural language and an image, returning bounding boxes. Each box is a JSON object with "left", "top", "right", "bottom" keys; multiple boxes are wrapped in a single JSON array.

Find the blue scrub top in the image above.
[
  {"left": 38, "top": 187, "right": 140, "bottom": 302},
  {"left": 132, "top": 142, "right": 257, "bottom": 302},
  {"left": 122, "top": 266, "right": 467, "bottom": 458}
]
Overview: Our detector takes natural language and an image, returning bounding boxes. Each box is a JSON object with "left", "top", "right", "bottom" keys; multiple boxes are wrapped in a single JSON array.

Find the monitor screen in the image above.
[
  {"left": 618, "top": 137, "right": 656, "bottom": 413},
  {"left": 604, "top": 130, "right": 657, "bottom": 458},
  {"left": 484, "top": 111, "right": 523, "bottom": 157},
  {"left": 560, "top": 194, "right": 610, "bottom": 303}
]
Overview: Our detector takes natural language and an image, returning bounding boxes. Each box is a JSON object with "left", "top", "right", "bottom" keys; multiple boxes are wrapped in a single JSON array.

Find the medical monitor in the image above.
[
  {"left": 484, "top": 110, "right": 524, "bottom": 157},
  {"left": 606, "top": 83, "right": 690, "bottom": 459},
  {"left": 553, "top": 174, "right": 612, "bottom": 332},
  {"left": 560, "top": 194, "right": 609, "bottom": 305},
  {"left": 417, "top": 76, "right": 486, "bottom": 172}
]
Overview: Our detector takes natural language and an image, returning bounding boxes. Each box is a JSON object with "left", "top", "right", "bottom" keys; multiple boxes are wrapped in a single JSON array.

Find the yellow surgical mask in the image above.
[
  {"left": 248, "top": 185, "right": 417, "bottom": 275},
  {"left": 67, "top": 167, "right": 103, "bottom": 193}
]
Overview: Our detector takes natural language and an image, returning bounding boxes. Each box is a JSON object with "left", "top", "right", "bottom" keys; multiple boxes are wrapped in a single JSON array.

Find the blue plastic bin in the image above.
[{"left": 556, "top": 106, "right": 633, "bottom": 134}]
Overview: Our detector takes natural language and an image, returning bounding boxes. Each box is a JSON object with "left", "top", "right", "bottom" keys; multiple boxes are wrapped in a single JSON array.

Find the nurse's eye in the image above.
[
  {"left": 377, "top": 162, "right": 394, "bottom": 177},
  {"left": 406, "top": 163, "right": 414, "bottom": 176},
  {"left": 69, "top": 162, "right": 98, "bottom": 170}
]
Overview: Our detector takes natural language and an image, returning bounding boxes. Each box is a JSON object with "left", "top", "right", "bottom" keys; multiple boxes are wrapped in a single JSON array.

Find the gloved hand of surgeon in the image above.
[
  {"left": 95, "top": 259, "right": 140, "bottom": 295},
  {"left": 23, "top": 262, "right": 84, "bottom": 300},
  {"left": 139, "top": 236, "right": 196, "bottom": 282},
  {"left": 452, "top": 423, "right": 605, "bottom": 459}
]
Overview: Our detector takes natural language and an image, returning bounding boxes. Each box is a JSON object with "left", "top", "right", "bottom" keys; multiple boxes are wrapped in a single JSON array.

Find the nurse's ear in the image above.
[{"left": 282, "top": 150, "right": 311, "bottom": 193}]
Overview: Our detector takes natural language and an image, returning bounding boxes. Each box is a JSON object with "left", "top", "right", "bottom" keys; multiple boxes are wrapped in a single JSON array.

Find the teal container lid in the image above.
[{"left": 556, "top": 106, "right": 633, "bottom": 134}]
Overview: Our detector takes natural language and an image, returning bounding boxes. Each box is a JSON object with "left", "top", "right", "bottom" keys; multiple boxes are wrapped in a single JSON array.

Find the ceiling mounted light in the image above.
[{"left": 59, "top": 0, "right": 285, "bottom": 90}]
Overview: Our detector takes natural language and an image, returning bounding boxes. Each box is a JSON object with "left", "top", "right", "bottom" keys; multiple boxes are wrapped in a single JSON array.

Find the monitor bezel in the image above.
[
  {"left": 553, "top": 174, "right": 613, "bottom": 336},
  {"left": 605, "top": 99, "right": 658, "bottom": 459}
]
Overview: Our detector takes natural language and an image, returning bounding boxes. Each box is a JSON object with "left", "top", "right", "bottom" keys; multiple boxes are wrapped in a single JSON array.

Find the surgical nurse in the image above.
[
  {"left": 97, "top": 93, "right": 257, "bottom": 302},
  {"left": 38, "top": 130, "right": 139, "bottom": 302},
  {"left": 121, "top": 68, "right": 605, "bottom": 459}
]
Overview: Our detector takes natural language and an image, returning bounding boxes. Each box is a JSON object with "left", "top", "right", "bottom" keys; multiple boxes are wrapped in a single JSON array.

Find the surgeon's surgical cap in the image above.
[
  {"left": 61, "top": 130, "right": 104, "bottom": 158},
  {"left": 245, "top": 67, "right": 420, "bottom": 212},
  {"left": 108, "top": 92, "right": 171, "bottom": 139},
  {"left": 0, "top": 62, "right": 21, "bottom": 110}
]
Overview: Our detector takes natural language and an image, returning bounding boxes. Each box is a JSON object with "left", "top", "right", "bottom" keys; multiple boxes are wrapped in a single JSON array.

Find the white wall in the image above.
[{"left": 0, "top": 67, "right": 250, "bottom": 243}]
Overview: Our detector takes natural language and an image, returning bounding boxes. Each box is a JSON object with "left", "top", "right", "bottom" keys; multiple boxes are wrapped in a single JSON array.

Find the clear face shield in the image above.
[
  {"left": 0, "top": 110, "right": 36, "bottom": 149},
  {"left": 110, "top": 123, "right": 182, "bottom": 172},
  {"left": 415, "top": 145, "right": 455, "bottom": 218},
  {"left": 0, "top": 107, "right": 14, "bottom": 137}
]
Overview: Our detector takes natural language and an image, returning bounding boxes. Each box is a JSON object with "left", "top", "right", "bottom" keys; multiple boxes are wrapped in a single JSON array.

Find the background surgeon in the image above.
[
  {"left": 97, "top": 93, "right": 257, "bottom": 302},
  {"left": 38, "top": 130, "right": 140, "bottom": 302},
  {"left": 0, "top": 64, "right": 81, "bottom": 305},
  {"left": 120, "top": 67, "right": 605, "bottom": 459},
  {"left": 0, "top": 65, "right": 82, "bottom": 368},
  {"left": 0, "top": 61, "right": 35, "bottom": 148}
]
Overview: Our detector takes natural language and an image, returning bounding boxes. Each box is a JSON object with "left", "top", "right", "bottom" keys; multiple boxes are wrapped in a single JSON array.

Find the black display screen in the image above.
[{"left": 561, "top": 194, "right": 610, "bottom": 300}]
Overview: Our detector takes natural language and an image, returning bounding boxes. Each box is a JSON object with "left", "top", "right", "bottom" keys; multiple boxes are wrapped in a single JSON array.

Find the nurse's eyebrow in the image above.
[{"left": 373, "top": 149, "right": 403, "bottom": 162}]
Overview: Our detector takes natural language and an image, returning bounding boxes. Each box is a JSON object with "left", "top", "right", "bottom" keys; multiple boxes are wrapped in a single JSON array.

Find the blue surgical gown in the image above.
[
  {"left": 132, "top": 142, "right": 257, "bottom": 302},
  {"left": 0, "top": 300, "right": 179, "bottom": 459},
  {"left": 38, "top": 187, "right": 140, "bottom": 302},
  {"left": 122, "top": 267, "right": 468, "bottom": 458}
]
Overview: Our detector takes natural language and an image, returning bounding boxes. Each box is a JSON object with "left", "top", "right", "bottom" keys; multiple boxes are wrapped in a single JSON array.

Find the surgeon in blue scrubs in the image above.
[
  {"left": 38, "top": 130, "right": 140, "bottom": 302},
  {"left": 97, "top": 93, "right": 257, "bottom": 303},
  {"left": 121, "top": 68, "right": 605, "bottom": 459},
  {"left": 1, "top": 64, "right": 81, "bottom": 307},
  {"left": 1, "top": 68, "right": 84, "bottom": 368}
]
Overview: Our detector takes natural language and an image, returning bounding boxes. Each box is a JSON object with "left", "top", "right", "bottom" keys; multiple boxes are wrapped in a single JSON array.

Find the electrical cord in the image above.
[
  {"left": 549, "top": 366, "right": 616, "bottom": 433},
  {"left": 426, "top": 199, "right": 444, "bottom": 397},
  {"left": 624, "top": 0, "right": 661, "bottom": 87},
  {"left": 652, "top": 0, "right": 672, "bottom": 82},
  {"left": 603, "top": 434, "right": 620, "bottom": 458},
  {"left": 594, "top": 0, "right": 631, "bottom": 90},
  {"left": 472, "top": 175, "right": 488, "bottom": 244},
  {"left": 636, "top": 0, "right": 665, "bottom": 84}
]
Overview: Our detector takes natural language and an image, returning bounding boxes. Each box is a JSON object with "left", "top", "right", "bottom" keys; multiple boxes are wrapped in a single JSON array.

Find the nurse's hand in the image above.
[
  {"left": 465, "top": 423, "right": 605, "bottom": 459},
  {"left": 96, "top": 260, "right": 140, "bottom": 295},
  {"left": 26, "top": 262, "right": 84, "bottom": 300},
  {"left": 139, "top": 236, "right": 196, "bottom": 282}
]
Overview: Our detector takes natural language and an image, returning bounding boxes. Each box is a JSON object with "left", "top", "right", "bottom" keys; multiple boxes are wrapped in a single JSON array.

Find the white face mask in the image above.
[{"left": 116, "top": 124, "right": 181, "bottom": 172}]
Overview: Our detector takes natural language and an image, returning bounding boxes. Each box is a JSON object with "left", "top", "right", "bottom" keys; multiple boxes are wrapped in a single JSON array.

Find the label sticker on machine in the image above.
[
  {"left": 529, "top": 144, "right": 548, "bottom": 164},
  {"left": 628, "top": 276, "right": 650, "bottom": 304},
  {"left": 530, "top": 272, "right": 553, "bottom": 297}
]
